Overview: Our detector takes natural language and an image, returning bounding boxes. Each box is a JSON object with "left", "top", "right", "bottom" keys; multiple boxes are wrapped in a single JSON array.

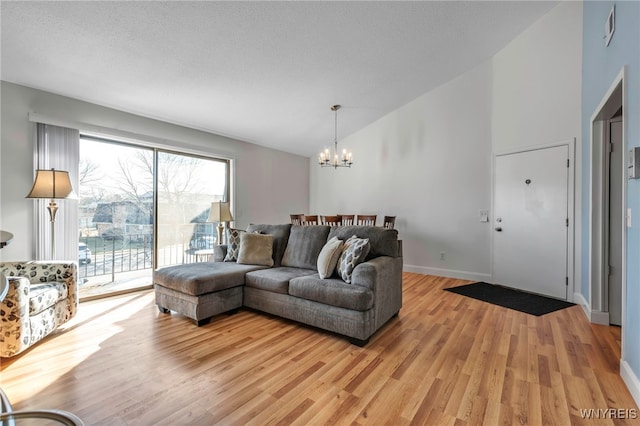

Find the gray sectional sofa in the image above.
[{"left": 153, "top": 224, "right": 402, "bottom": 345}]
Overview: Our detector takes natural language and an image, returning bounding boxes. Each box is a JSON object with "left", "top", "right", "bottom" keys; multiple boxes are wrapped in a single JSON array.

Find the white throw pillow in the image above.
[{"left": 316, "top": 236, "right": 344, "bottom": 279}]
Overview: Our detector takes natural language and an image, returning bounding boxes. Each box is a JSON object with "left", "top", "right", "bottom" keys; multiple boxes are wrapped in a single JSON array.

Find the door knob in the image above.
[{"left": 495, "top": 227, "right": 502, "bottom": 232}]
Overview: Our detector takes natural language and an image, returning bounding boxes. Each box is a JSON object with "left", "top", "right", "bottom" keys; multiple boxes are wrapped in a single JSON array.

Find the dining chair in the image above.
[
  {"left": 321, "top": 215, "right": 341, "bottom": 226},
  {"left": 339, "top": 214, "right": 354, "bottom": 226},
  {"left": 383, "top": 216, "right": 396, "bottom": 229},
  {"left": 302, "top": 215, "right": 318, "bottom": 225},
  {"left": 356, "top": 214, "right": 377, "bottom": 226},
  {"left": 290, "top": 214, "right": 304, "bottom": 225}
]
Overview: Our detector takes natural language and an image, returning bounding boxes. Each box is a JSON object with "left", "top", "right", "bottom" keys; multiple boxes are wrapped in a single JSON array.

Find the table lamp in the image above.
[{"left": 207, "top": 201, "right": 233, "bottom": 245}]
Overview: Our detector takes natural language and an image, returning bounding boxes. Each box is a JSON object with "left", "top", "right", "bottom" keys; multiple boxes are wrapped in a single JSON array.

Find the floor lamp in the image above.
[
  {"left": 26, "top": 168, "right": 74, "bottom": 259},
  {"left": 207, "top": 201, "right": 233, "bottom": 245}
]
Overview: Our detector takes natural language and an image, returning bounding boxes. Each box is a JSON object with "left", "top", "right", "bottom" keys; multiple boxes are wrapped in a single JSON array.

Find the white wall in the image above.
[
  {"left": 310, "top": 2, "right": 582, "bottom": 281},
  {"left": 311, "top": 62, "right": 494, "bottom": 281},
  {"left": 0, "top": 82, "right": 309, "bottom": 261},
  {"left": 492, "top": 1, "right": 582, "bottom": 153}
]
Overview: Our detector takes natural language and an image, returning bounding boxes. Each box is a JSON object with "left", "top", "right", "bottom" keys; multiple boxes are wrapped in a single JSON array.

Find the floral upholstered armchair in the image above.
[{"left": 0, "top": 261, "right": 78, "bottom": 357}]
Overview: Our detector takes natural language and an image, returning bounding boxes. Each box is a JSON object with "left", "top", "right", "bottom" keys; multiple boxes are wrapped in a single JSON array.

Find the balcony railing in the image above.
[{"left": 78, "top": 231, "right": 216, "bottom": 281}]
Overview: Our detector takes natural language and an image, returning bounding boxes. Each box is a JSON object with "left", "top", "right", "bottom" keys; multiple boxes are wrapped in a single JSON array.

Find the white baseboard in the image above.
[
  {"left": 574, "top": 292, "right": 591, "bottom": 320},
  {"left": 403, "top": 264, "right": 491, "bottom": 282},
  {"left": 621, "top": 360, "right": 640, "bottom": 408},
  {"left": 573, "top": 291, "right": 610, "bottom": 325},
  {"left": 590, "top": 310, "right": 610, "bottom": 325}
]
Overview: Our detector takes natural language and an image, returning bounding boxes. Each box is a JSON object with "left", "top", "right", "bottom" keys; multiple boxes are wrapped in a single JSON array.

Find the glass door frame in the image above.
[{"left": 153, "top": 147, "right": 231, "bottom": 269}]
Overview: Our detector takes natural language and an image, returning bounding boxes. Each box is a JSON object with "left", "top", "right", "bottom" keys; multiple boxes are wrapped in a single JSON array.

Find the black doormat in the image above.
[{"left": 444, "top": 282, "right": 575, "bottom": 316}]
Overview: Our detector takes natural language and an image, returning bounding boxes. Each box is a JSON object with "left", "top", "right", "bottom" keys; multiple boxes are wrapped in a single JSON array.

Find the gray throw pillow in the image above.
[
  {"left": 336, "top": 236, "right": 370, "bottom": 283},
  {"left": 316, "top": 236, "right": 343, "bottom": 279},
  {"left": 246, "top": 224, "right": 291, "bottom": 266},
  {"left": 224, "top": 228, "right": 244, "bottom": 262},
  {"left": 237, "top": 233, "right": 274, "bottom": 267}
]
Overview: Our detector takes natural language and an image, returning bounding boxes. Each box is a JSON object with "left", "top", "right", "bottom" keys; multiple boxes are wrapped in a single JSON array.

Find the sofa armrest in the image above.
[
  {"left": 214, "top": 244, "right": 228, "bottom": 262},
  {"left": 0, "top": 261, "right": 78, "bottom": 319},
  {"left": 1, "top": 276, "right": 32, "bottom": 356},
  {"left": 351, "top": 256, "right": 403, "bottom": 330}
]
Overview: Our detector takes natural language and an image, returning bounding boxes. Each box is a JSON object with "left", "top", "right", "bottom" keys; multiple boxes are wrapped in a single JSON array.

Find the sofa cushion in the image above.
[
  {"left": 281, "top": 225, "right": 331, "bottom": 270},
  {"left": 245, "top": 267, "right": 316, "bottom": 294},
  {"left": 317, "top": 236, "right": 344, "bottom": 279},
  {"left": 246, "top": 224, "right": 291, "bottom": 267},
  {"left": 154, "top": 262, "right": 268, "bottom": 296},
  {"left": 237, "top": 233, "right": 274, "bottom": 267},
  {"left": 224, "top": 228, "right": 245, "bottom": 262},
  {"left": 289, "top": 275, "right": 374, "bottom": 311},
  {"left": 29, "top": 282, "right": 68, "bottom": 315},
  {"left": 337, "top": 236, "right": 370, "bottom": 283},
  {"left": 328, "top": 226, "right": 398, "bottom": 260}
]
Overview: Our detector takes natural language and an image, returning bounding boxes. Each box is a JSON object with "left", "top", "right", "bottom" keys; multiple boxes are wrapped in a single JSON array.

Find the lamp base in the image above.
[
  {"left": 47, "top": 200, "right": 58, "bottom": 259},
  {"left": 216, "top": 223, "right": 224, "bottom": 245}
]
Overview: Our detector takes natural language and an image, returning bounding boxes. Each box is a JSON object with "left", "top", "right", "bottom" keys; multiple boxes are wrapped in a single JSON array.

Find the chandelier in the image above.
[{"left": 318, "top": 105, "right": 353, "bottom": 168}]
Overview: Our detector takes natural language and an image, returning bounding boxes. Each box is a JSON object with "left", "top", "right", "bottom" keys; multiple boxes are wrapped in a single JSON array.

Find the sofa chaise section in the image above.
[{"left": 154, "top": 262, "right": 269, "bottom": 325}]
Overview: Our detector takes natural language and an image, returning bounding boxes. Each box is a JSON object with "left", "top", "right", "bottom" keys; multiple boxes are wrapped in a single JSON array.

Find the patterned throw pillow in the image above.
[
  {"left": 224, "top": 228, "right": 245, "bottom": 262},
  {"left": 336, "top": 236, "right": 370, "bottom": 283},
  {"left": 317, "top": 236, "right": 343, "bottom": 279}
]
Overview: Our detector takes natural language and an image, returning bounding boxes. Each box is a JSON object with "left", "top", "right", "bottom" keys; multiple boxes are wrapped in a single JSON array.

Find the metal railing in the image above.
[
  {"left": 78, "top": 231, "right": 216, "bottom": 281},
  {"left": 78, "top": 234, "right": 153, "bottom": 281}
]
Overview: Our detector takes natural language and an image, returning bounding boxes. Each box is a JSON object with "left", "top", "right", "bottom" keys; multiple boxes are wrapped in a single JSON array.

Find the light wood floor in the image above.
[{"left": 1, "top": 273, "right": 637, "bottom": 425}]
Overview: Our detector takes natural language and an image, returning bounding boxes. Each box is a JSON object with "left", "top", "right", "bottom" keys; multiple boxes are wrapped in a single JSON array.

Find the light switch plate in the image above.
[
  {"left": 479, "top": 210, "right": 489, "bottom": 222},
  {"left": 627, "top": 208, "right": 632, "bottom": 227}
]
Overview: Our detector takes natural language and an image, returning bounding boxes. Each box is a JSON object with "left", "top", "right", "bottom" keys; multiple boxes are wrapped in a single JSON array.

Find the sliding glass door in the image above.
[
  {"left": 78, "top": 136, "right": 229, "bottom": 299},
  {"left": 156, "top": 151, "right": 228, "bottom": 268},
  {"left": 78, "top": 138, "right": 154, "bottom": 298}
]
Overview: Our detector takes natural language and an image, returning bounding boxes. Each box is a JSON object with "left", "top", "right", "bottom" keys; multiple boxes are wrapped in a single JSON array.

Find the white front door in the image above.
[{"left": 493, "top": 146, "right": 569, "bottom": 300}]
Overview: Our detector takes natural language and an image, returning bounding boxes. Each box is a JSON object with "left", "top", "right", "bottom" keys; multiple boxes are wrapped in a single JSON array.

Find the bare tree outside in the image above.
[{"left": 79, "top": 158, "right": 105, "bottom": 203}]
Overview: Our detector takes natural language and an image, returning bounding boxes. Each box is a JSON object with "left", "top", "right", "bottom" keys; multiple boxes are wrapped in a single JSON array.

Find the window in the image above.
[
  {"left": 78, "top": 135, "right": 229, "bottom": 299},
  {"left": 156, "top": 150, "right": 229, "bottom": 268}
]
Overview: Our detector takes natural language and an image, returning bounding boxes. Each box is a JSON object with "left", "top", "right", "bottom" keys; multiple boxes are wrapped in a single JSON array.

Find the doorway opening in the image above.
[{"left": 589, "top": 68, "right": 626, "bottom": 329}]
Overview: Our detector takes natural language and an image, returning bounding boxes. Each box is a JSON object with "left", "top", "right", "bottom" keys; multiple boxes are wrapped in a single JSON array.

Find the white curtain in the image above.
[{"left": 34, "top": 123, "right": 80, "bottom": 260}]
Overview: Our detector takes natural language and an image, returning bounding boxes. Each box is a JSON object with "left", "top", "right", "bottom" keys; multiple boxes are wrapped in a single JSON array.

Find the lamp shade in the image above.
[
  {"left": 207, "top": 201, "right": 233, "bottom": 223},
  {"left": 26, "top": 169, "right": 74, "bottom": 199}
]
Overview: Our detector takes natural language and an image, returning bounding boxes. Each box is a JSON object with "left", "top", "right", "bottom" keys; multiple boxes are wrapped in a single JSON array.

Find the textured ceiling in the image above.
[{"left": 1, "top": 1, "right": 558, "bottom": 157}]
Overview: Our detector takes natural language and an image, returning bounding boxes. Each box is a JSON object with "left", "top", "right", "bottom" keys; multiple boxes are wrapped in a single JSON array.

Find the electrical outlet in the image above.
[{"left": 439, "top": 252, "right": 446, "bottom": 261}]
